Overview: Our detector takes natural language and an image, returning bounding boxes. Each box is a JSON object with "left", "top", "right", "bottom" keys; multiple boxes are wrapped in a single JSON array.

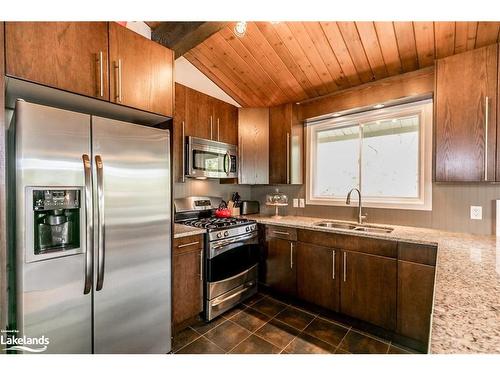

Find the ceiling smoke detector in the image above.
[{"left": 234, "top": 21, "right": 247, "bottom": 37}]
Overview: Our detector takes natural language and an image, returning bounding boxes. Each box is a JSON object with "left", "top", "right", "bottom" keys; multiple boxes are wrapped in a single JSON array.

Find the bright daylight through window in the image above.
[{"left": 306, "top": 99, "right": 433, "bottom": 210}]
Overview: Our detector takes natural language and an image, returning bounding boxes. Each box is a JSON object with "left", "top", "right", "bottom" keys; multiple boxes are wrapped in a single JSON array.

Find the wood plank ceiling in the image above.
[{"left": 184, "top": 21, "right": 500, "bottom": 107}]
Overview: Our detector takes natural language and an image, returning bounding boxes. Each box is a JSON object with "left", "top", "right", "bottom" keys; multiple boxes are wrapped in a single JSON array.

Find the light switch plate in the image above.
[
  {"left": 470, "top": 206, "right": 483, "bottom": 220},
  {"left": 299, "top": 198, "right": 305, "bottom": 208},
  {"left": 293, "top": 198, "right": 299, "bottom": 208}
]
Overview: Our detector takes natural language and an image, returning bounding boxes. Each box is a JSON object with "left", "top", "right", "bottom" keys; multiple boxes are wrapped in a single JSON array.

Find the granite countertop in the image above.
[
  {"left": 243, "top": 214, "right": 500, "bottom": 354},
  {"left": 173, "top": 223, "right": 206, "bottom": 239}
]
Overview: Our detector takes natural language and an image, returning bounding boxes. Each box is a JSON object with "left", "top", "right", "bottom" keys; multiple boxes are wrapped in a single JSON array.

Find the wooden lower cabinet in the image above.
[
  {"left": 340, "top": 250, "right": 397, "bottom": 331},
  {"left": 397, "top": 261, "right": 435, "bottom": 344},
  {"left": 296, "top": 242, "right": 340, "bottom": 312},
  {"left": 264, "top": 237, "right": 297, "bottom": 296},
  {"left": 172, "top": 235, "right": 203, "bottom": 330}
]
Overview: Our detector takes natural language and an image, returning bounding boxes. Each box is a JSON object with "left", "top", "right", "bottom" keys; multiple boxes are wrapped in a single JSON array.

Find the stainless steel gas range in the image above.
[{"left": 174, "top": 197, "right": 259, "bottom": 321}]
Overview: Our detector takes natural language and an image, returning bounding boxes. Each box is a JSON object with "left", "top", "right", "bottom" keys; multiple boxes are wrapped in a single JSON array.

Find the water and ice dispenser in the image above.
[{"left": 27, "top": 188, "right": 84, "bottom": 261}]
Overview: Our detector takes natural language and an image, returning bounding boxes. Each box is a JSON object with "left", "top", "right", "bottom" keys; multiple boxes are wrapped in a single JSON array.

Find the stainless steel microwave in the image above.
[{"left": 186, "top": 136, "right": 238, "bottom": 179}]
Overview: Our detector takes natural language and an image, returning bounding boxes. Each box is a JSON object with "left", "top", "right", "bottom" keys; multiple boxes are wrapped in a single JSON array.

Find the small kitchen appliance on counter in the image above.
[
  {"left": 240, "top": 200, "right": 260, "bottom": 215},
  {"left": 266, "top": 188, "right": 289, "bottom": 219},
  {"left": 174, "top": 196, "right": 259, "bottom": 321}
]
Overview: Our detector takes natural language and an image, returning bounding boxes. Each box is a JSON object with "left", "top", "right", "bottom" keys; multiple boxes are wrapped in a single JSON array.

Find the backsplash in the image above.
[
  {"left": 174, "top": 179, "right": 252, "bottom": 203},
  {"left": 251, "top": 184, "right": 500, "bottom": 236}
]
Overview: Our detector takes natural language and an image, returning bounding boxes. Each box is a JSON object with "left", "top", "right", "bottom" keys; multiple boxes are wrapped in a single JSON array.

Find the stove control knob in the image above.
[
  {"left": 224, "top": 231, "right": 229, "bottom": 237},
  {"left": 245, "top": 226, "right": 250, "bottom": 232},
  {"left": 217, "top": 232, "right": 223, "bottom": 239}
]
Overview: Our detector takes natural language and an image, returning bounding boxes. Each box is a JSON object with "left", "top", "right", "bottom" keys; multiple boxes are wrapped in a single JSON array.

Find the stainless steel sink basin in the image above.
[
  {"left": 312, "top": 221, "right": 394, "bottom": 234},
  {"left": 353, "top": 225, "right": 394, "bottom": 234},
  {"left": 313, "top": 221, "right": 358, "bottom": 230}
]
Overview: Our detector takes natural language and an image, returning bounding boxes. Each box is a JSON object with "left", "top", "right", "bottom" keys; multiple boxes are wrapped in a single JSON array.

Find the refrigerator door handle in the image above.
[
  {"left": 82, "top": 154, "right": 93, "bottom": 295},
  {"left": 95, "top": 155, "right": 105, "bottom": 291}
]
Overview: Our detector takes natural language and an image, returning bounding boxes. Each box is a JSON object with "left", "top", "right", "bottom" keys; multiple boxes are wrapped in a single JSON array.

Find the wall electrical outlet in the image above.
[
  {"left": 299, "top": 198, "right": 305, "bottom": 208},
  {"left": 293, "top": 198, "right": 299, "bottom": 208},
  {"left": 470, "top": 206, "right": 483, "bottom": 220}
]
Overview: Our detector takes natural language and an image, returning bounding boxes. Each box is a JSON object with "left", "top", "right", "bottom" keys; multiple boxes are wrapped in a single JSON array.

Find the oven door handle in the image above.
[
  {"left": 211, "top": 281, "right": 256, "bottom": 307},
  {"left": 210, "top": 231, "right": 259, "bottom": 258},
  {"left": 211, "top": 231, "right": 258, "bottom": 250}
]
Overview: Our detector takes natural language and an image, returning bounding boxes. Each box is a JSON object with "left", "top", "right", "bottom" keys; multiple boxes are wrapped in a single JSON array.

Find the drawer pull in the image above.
[
  {"left": 177, "top": 241, "right": 200, "bottom": 248},
  {"left": 332, "top": 250, "right": 335, "bottom": 280},
  {"left": 272, "top": 230, "right": 290, "bottom": 236}
]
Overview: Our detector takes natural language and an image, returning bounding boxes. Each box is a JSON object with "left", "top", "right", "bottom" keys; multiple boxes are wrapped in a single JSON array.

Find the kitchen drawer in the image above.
[
  {"left": 297, "top": 229, "right": 397, "bottom": 258},
  {"left": 398, "top": 242, "right": 437, "bottom": 266},
  {"left": 266, "top": 225, "right": 297, "bottom": 241},
  {"left": 173, "top": 234, "right": 204, "bottom": 255}
]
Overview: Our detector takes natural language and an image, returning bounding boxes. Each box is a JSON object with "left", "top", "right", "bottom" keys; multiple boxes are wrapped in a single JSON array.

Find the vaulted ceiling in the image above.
[{"left": 183, "top": 21, "right": 500, "bottom": 107}]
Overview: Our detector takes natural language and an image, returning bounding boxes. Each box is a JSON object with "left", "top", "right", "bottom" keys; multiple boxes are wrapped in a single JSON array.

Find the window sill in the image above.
[{"left": 306, "top": 197, "right": 432, "bottom": 211}]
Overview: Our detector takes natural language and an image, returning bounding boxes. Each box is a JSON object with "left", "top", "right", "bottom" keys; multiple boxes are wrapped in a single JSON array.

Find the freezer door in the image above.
[
  {"left": 13, "top": 101, "right": 92, "bottom": 354},
  {"left": 91, "top": 117, "right": 171, "bottom": 354}
]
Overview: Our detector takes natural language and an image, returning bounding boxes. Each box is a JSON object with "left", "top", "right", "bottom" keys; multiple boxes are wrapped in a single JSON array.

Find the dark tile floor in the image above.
[{"left": 173, "top": 292, "right": 417, "bottom": 354}]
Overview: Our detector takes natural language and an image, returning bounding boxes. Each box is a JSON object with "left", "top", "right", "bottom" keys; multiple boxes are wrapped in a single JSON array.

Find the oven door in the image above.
[
  {"left": 206, "top": 234, "right": 259, "bottom": 300},
  {"left": 186, "top": 136, "right": 237, "bottom": 179}
]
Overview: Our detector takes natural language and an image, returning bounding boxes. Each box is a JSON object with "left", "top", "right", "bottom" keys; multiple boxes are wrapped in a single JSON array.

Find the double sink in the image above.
[{"left": 313, "top": 221, "right": 394, "bottom": 234}]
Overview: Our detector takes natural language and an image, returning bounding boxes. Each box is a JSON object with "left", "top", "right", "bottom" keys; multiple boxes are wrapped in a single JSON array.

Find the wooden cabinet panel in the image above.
[
  {"left": 174, "top": 83, "right": 187, "bottom": 183},
  {"left": 109, "top": 22, "right": 173, "bottom": 116},
  {"left": 172, "top": 235, "right": 203, "bottom": 328},
  {"left": 184, "top": 86, "right": 212, "bottom": 139},
  {"left": 398, "top": 242, "right": 437, "bottom": 266},
  {"left": 435, "top": 44, "right": 498, "bottom": 182},
  {"left": 341, "top": 250, "right": 397, "bottom": 330},
  {"left": 238, "top": 107, "right": 269, "bottom": 184},
  {"left": 214, "top": 99, "right": 238, "bottom": 145},
  {"left": 397, "top": 261, "right": 435, "bottom": 344},
  {"left": 296, "top": 242, "right": 340, "bottom": 312},
  {"left": 5, "top": 22, "right": 109, "bottom": 100},
  {"left": 264, "top": 238, "right": 297, "bottom": 296},
  {"left": 269, "top": 103, "right": 303, "bottom": 184},
  {"left": 269, "top": 103, "right": 291, "bottom": 184}
]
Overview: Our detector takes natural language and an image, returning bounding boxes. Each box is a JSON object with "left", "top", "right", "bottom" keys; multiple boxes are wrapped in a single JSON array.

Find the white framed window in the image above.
[{"left": 306, "top": 99, "right": 433, "bottom": 210}]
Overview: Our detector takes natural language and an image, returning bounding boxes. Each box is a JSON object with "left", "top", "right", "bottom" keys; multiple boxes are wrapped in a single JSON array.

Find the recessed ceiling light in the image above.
[
  {"left": 234, "top": 21, "right": 247, "bottom": 37},
  {"left": 373, "top": 104, "right": 385, "bottom": 109},
  {"left": 332, "top": 113, "right": 342, "bottom": 117}
]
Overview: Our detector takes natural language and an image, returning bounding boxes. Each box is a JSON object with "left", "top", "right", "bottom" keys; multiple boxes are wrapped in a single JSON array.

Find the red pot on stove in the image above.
[{"left": 215, "top": 207, "right": 231, "bottom": 218}]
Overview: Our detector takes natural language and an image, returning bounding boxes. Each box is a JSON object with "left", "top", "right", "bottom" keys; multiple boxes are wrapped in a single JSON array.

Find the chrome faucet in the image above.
[{"left": 346, "top": 188, "right": 367, "bottom": 224}]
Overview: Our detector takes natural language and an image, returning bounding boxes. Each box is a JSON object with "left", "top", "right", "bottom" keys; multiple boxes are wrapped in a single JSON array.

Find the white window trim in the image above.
[{"left": 305, "top": 99, "right": 433, "bottom": 211}]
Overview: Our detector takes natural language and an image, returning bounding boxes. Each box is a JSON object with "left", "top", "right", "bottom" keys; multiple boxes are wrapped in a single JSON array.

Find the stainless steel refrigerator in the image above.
[{"left": 9, "top": 100, "right": 171, "bottom": 354}]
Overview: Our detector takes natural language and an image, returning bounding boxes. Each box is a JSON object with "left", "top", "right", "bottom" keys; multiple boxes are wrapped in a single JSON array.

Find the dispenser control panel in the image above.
[{"left": 33, "top": 189, "right": 80, "bottom": 211}]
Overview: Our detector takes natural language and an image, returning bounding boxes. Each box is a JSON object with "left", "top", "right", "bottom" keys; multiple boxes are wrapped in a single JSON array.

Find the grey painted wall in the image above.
[{"left": 251, "top": 183, "right": 500, "bottom": 235}]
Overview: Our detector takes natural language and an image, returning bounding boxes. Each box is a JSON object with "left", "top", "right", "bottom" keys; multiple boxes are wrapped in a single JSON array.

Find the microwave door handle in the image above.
[
  {"left": 95, "top": 155, "right": 105, "bottom": 291},
  {"left": 225, "top": 151, "right": 231, "bottom": 175}
]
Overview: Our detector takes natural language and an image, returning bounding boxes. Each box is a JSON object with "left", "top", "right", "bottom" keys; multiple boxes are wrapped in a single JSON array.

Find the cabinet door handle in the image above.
[
  {"left": 181, "top": 121, "right": 186, "bottom": 183},
  {"left": 286, "top": 132, "right": 290, "bottom": 184},
  {"left": 210, "top": 116, "right": 213, "bottom": 140},
  {"left": 217, "top": 118, "right": 220, "bottom": 141},
  {"left": 114, "top": 59, "right": 122, "bottom": 103},
  {"left": 343, "top": 252, "right": 347, "bottom": 282},
  {"left": 177, "top": 241, "right": 200, "bottom": 248},
  {"left": 290, "top": 242, "right": 294, "bottom": 269},
  {"left": 484, "top": 96, "right": 489, "bottom": 181},
  {"left": 199, "top": 249, "right": 203, "bottom": 281},
  {"left": 97, "top": 51, "right": 104, "bottom": 97},
  {"left": 273, "top": 230, "right": 290, "bottom": 236},
  {"left": 332, "top": 250, "right": 335, "bottom": 280}
]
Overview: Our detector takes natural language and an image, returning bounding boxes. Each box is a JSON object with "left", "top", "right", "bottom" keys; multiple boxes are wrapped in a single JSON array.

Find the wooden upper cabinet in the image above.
[
  {"left": 108, "top": 22, "right": 173, "bottom": 116},
  {"left": 5, "top": 22, "right": 110, "bottom": 100},
  {"left": 184, "top": 86, "right": 212, "bottom": 139},
  {"left": 213, "top": 99, "right": 238, "bottom": 145},
  {"left": 296, "top": 242, "right": 340, "bottom": 312},
  {"left": 435, "top": 44, "right": 498, "bottom": 182},
  {"left": 269, "top": 103, "right": 303, "bottom": 184},
  {"left": 340, "top": 250, "right": 397, "bottom": 331},
  {"left": 174, "top": 83, "right": 187, "bottom": 183}
]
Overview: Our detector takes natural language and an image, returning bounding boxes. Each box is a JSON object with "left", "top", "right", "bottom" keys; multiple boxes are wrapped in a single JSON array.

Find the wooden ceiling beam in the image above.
[{"left": 150, "top": 21, "right": 229, "bottom": 57}]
